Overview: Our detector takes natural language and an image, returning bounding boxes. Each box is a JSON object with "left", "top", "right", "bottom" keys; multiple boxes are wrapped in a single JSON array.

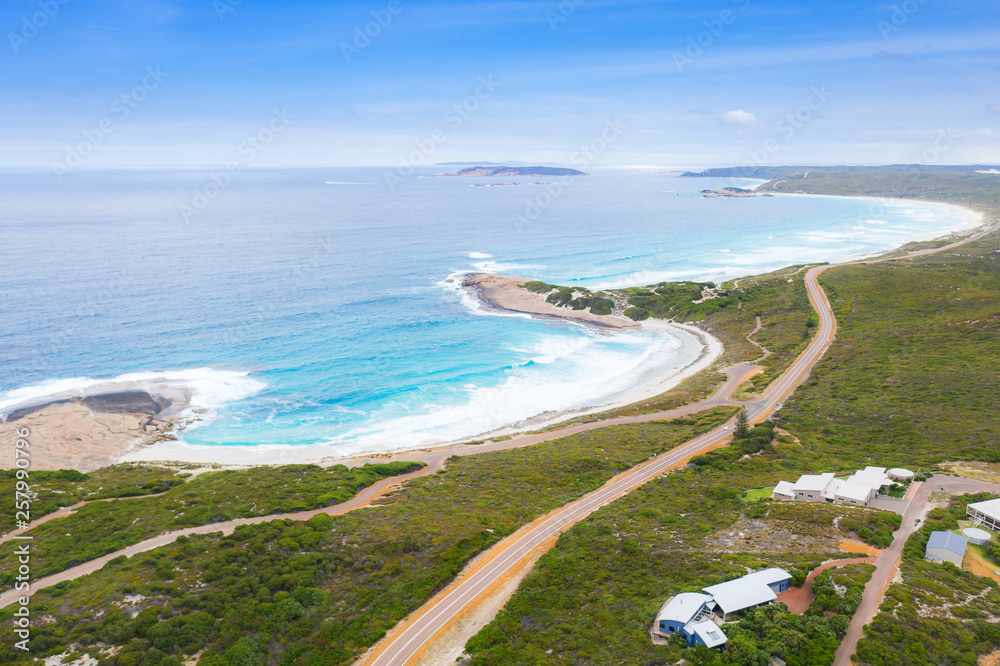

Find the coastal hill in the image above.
[{"left": 440, "top": 165, "right": 588, "bottom": 177}]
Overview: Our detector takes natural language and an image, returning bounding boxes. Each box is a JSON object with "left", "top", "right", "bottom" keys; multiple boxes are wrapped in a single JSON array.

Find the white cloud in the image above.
[
  {"left": 721, "top": 109, "right": 761, "bottom": 127},
  {"left": 971, "top": 127, "right": 994, "bottom": 136}
]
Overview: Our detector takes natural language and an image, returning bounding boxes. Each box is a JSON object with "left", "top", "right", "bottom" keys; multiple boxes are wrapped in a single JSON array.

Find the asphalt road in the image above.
[{"left": 359, "top": 264, "right": 839, "bottom": 666}]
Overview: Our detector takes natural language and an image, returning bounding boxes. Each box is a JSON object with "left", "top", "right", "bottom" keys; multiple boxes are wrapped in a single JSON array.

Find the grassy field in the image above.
[
  {"left": 0, "top": 461, "right": 422, "bottom": 587},
  {"left": 0, "top": 409, "right": 734, "bottom": 665},
  {"left": 742, "top": 486, "right": 774, "bottom": 502}
]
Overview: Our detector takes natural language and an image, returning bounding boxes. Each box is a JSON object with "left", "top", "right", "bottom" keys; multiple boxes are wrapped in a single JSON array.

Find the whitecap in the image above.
[{"left": 0, "top": 368, "right": 265, "bottom": 427}]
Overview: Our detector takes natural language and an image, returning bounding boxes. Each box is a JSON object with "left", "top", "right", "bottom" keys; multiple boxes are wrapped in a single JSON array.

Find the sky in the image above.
[{"left": 1, "top": 0, "right": 998, "bottom": 170}]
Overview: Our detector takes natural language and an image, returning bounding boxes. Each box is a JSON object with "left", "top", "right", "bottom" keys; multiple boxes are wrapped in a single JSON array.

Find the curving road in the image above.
[
  {"left": 4, "top": 217, "right": 996, "bottom": 660},
  {"left": 357, "top": 264, "right": 838, "bottom": 666},
  {"left": 359, "top": 218, "right": 1000, "bottom": 666}
]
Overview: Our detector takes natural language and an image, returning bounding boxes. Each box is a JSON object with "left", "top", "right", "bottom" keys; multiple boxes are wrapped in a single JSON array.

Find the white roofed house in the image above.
[
  {"left": 967, "top": 498, "right": 1000, "bottom": 532},
  {"left": 791, "top": 473, "right": 837, "bottom": 502},
  {"left": 654, "top": 593, "right": 727, "bottom": 648},
  {"left": 834, "top": 480, "right": 876, "bottom": 506},
  {"left": 771, "top": 481, "right": 795, "bottom": 501},
  {"left": 846, "top": 466, "right": 891, "bottom": 493},
  {"left": 702, "top": 568, "right": 792, "bottom": 622}
]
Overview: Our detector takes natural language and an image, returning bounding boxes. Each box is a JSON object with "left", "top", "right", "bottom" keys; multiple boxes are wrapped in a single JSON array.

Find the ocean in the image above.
[{"left": 0, "top": 167, "right": 978, "bottom": 460}]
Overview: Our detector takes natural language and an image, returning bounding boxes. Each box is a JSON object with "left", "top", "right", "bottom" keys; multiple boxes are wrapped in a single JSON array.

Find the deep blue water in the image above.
[{"left": 0, "top": 167, "right": 975, "bottom": 458}]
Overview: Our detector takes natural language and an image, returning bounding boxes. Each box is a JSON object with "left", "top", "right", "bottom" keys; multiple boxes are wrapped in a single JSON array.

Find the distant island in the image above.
[{"left": 440, "top": 165, "right": 588, "bottom": 177}]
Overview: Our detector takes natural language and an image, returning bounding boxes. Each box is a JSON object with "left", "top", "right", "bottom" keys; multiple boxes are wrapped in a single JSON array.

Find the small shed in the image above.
[{"left": 925, "top": 531, "right": 967, "bottom": 566}]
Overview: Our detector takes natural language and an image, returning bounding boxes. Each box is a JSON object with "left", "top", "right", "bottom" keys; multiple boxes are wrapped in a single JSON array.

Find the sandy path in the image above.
[
  {"left": 776, "top": 557, "right": 877, "bottom": 614},
  {"left": 833, "top": 476, "right": 1000, "bottom": 666}
]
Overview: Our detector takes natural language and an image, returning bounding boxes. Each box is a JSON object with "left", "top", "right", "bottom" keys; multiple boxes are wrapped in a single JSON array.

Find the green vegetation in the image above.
[
  {"left": 0, "top": 410, "right": 734, "bottom": 665},
  {"left": 0, "top": 462, "right": 423, "bottom": 586},
  {"left": 742, "top": 486, "right": 774, "bottom": 502},
  {"left": 621, "top": 281, "right": 737, "bottom": 321},
  {"left": 777, "top": 236, "right": 1000, "bottom": 466},
  {"left": 856, "top": 496, "right": 1000, "bottom": 665},
  {"left": 538, "top": 265, "right": 816, "bottom": 427},
  {"left": 689, "top": 420, "right": 775, "bottom": 468},
  {"left": 464, "top": 444, "right": 887, "bottom": 666},
  {"left": 758, "top": 170, "right": 1000, "bottom": 208},
  {"left": 0, "top": 464, "right": 185, "bottom": 533},
  {"left": 518, "top": 281, "right": 615, "bottom": 315}
]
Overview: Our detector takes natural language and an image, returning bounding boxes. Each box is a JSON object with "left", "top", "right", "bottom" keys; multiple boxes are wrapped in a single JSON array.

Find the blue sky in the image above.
[{"left": 2, "top": 0, "right": 998, "bottom": 169}]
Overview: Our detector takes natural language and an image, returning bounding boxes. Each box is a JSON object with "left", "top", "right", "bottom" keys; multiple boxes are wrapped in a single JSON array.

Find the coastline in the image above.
[
  {"left": 0, "top": 391, "right": 181, "bottom": 472},
  {"left": 460, "top": 272, "right": 641, "bottom": 330},
  {"left": 117, "top": 319, "right": 722, "bottom": 469},
  {"left": 3, "top": 196, "right": 989, "bottom": 471}
]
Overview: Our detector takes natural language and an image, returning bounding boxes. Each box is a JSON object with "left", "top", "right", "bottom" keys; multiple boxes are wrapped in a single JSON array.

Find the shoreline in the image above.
[
  {"left": 0, "top": 390, "right": 182, "bottom": 472},
  {"left": 3, "top": 196, "right": 990, "bottom": 471},
  {"left": 118, "top": 320, "right": 723, "bottom": 468}
]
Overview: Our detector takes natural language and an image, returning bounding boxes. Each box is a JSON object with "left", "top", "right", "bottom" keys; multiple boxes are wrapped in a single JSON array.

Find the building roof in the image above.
[
  {"left": 888, "top": 468, "right": 913, "bottom": 479},
  {"left": 703, "top": 575, "right": 778, "bottom": 614},
  {"left": 926, "top": 531, "right": 968, "bottom": 556},
  {"left": 792, "top": 472, "right": 836, "bottom": 493},
  {"left": 835, "top": 481, "right": 873, "bottom": 503},
  {"left": 822, "top": 478, "right": 843, "bottom": 500},
  {"left": 968, "top": 498, "right": 1000, "bottom": 521},
  {"left": 685, "top": 620, "right": 727, "bottom": 648},
  {"left": 740, "top": 568, "right": 792, "bottom": 587},
  {"left": 657, "top": 593, "right": 714, "bottom": 625},
  {"left": 772, "top": 481, "right": 795, "bottom": 498},
  {"left": 847, "top": 467, "right": 890, "bottom": 490}
]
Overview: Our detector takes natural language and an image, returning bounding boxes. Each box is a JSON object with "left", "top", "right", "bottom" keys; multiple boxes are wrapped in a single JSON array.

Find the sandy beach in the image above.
[
  {"left": 115, "top": 276, "right": 723, "bottom": 469},
  {"left": 5, "top": 197, "right": 986, "bottom": 473}
]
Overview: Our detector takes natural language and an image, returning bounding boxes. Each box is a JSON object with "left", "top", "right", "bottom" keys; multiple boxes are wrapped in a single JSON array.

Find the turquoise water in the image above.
[{"left": 0, "top": 167, "right": 975, "bottom": 458}]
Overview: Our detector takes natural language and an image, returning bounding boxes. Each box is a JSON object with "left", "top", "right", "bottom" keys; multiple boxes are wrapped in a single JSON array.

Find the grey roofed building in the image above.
[{"left": 925, "top": 531, "right": 968, "bottom": 566}]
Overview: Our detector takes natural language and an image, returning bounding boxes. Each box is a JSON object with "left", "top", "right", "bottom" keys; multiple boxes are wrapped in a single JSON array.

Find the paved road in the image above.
[
  {"left": 358, "top": 265, "right": 839, "bottom": 666},
  {"left": 362, "top": 220, "right": 1000, "bottom": 666},
  {"left": 833, "top": 476, "right": 1000, "bottom": 666}
]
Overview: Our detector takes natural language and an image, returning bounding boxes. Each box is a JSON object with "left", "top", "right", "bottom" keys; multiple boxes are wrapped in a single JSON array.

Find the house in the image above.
[
  {"left": 740, "top": 567, "right": 793, "bottom": 593},
  {"left": 967, "top": 498, "right": 1000, "bottom": 532},
  {"left": 791, "top": 473, "right": 836, "bottom": 501},
  {"left": 702, "top": 568, "right": 792, "bottom": 621},
  {"left": 925, "top": 531, "right": 967, "bottom": 566},
  {"left": 653, "top": 568, "right": 793, "bottom": 648},
  {"left": 654, "top": 593, "right": 726, "bottom": 648},
  {"left": 834, "top": 480, "right": 876, "bottom": 506},
  {"left": 846, "top": 467, "right": 891, "bottom": 493},
  {"left": 771, "top": 481, "right": 795, "bottom": 501},
  {"left": 773, "top": 466, "right": 892, "bottom": 507}
]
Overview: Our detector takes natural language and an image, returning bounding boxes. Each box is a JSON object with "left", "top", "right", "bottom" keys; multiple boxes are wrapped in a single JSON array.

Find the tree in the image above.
[{"left": 734, "top": 409, "right": 750, "bottom": 440}]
